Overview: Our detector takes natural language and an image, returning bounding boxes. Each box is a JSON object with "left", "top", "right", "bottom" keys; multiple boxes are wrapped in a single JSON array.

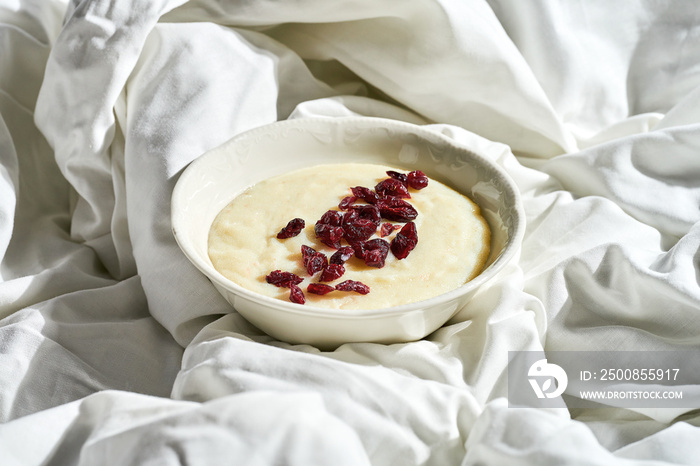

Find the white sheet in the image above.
[{"left": 1, "top": 0, "right": 700, "bottom": 464}]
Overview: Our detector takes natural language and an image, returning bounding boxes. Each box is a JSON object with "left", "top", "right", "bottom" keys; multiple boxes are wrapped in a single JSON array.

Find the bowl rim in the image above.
[{"left": 171, "top": 116, "right": 525, "bottom": 320}]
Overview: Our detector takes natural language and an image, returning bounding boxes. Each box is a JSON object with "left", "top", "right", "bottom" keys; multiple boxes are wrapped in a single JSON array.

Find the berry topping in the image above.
[
  {"left": 386, "top": 170, "right": 408, "bottom": 183},
  {"left": 266, "top": 270, "right": 304, "bottom": 287},
  {"left": 335, "top": 280, "right": 370, "bottom": 295},
  {"left": 289, "top": 284, "right": 306, "bottom": 304},
  {"left": 317, "top": 209, "right": 344, "bottom": 227},
  {"left": 375, "top": 178, "right": 411, "bottom": 199},
  {"left": 380, "top": 223, "right": 401, "bottom": 237},
  {"left": 390, "top": 221, "right": 418, "bottom": 259},
  {"left": 350, "top": 186, "right": 381, "bottom": 204},
  {"left": 314, "top": 223, "right": 344, "bottom": 249},
  {"left": 266, "top": 168, "right": 430, "bottom": 304},
  {"left": 319, "top": 263, "right": 346, "bottom": 282},
  {"left": 377, "top": 198, "right": 418, "bottom": 222},
  {"left": 352, "top": 204, "right": 381, "bottom": 227},
  {"left": 342, "top": 209, "right": 377, "bottom": 243},
  {"left": 307, "top": 283, "right": 335, "bottom": 295},
  {"left": 330, "top": 246, "right": 355, "bottom": 265},
  {"left": 407, "top": 170, "right": 429, "bottom": 190},
  {"left": 301, "top": 245, "right": 328, "bottom": 275},
  {"left": 357, "top": 238, "right": 390, "bottom": 268},
  {"left": 338, "top": 195, "right": 357, "bottom": 210},
  {"left": 301, "top": 245, "right": 316, "bottom": 261},
  {"left": 276, "top": 218, "right": 305, "bottom": 239}
]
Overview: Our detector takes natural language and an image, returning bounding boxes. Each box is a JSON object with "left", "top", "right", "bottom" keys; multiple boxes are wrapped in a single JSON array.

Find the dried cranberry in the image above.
[
  {"left": 344, "top": 219, "right": 375, "bottom": 243},
  {"left": 342, "top": 209, "right": 377, "bottom": 243},
  {"left": 377, "top": 198, "right": 418, "bottom": 222},
  {"left": 307, "top": 283, "right": 335, "bottom": 295},
  {"left": 266, "top": 270, "right": 303, "bottom": 287},
  {"left": 390, "top": 221, "right": 418, "bottom": 259},
  {"left": 276, "top": 218, "right": 305, "bottom": 239},
  {"left": 375, "top": 178, "right": 410, "bottom": 199},
  {"left": 360, "top": 238, "right": 390, "bottom": 268},
  {"left": 352, "top": 239, "right": 386, "bottom": 264},
  {"left": 330, "top": 246, "right": 355, "bottom": 265},
  {"left": 386, "top": 170, "right": 408, "bottom": 183},
  {"left": 289, "top": 284, "right": 306, "bottom": 304},
  {"left": 307, "top": 253, "right": 328, "bottom": 275},
  {"left": 352, "top": 204, "right": 381, "bottom": 226},
  {"left": 301, "top": 245, "right": 316, "bottom": 263},
  {"left": 407, "top": 170, "right": 428, "bottom": 190},
  {"left": 338, "top": 196, "right": 357, "bottom": 210},
  {"left": 350, "top": 186, "right": 381, "bottom": 204},
  {"left": 364, "top": 249, "right": 386, "bottom": 268},
  {"left": 301, "top": 245, "right": 328, "bottom": 275},
  {"left": 335, "top": 280, "right": 370, "bottom": 295},
  {"left": 319, "top": 263, "right": 345, "bottom": 282},
  {"left": 317, "top": 210, "right": 343, "bottom": 227},
  {"left": 350, "top": 241, "right": 367, "bottom": 260},
  {"left": 380, "top": 223, "right": 401, "bottom": 237},
  {"left": 314, "top": 223, "right": 344, "bottom": 249}
]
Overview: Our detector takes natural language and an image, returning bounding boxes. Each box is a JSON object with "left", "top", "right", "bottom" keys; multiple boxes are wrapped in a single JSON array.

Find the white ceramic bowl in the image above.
[{"left": 172, "top": 117, "right": 524, "bottom": 348}]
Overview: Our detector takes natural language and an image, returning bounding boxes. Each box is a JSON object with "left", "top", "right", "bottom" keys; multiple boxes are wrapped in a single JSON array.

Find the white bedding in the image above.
[{"left": 1, "top": 0, "right": 700, "bottom": 464}]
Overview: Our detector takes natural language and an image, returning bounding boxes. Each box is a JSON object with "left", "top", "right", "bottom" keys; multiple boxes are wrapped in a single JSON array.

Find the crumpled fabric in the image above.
[{"left": 1, "top": 0, "right": 700, "bottom": 464}]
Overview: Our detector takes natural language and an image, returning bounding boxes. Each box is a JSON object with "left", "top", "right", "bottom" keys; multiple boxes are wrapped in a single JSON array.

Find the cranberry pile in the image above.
[{"left": 266, "top": 169, "right": 428, "bottom": 304}]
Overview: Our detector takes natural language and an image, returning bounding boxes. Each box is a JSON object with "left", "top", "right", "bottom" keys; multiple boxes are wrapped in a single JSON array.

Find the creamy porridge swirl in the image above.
[{"left": 208, "top": 163, "right": 490, "bottom": 309}]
